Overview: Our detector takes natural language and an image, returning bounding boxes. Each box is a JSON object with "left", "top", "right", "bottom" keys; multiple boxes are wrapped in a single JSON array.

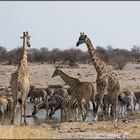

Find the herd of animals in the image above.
[{"left": 0, "top": 32, "right": 140, "bottom": 125}]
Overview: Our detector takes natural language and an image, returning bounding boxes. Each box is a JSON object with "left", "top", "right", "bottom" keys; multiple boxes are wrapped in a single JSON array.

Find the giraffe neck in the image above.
[
  {"left": 85, "top": 37, "right": 108, "bottom": 74},
  {"left": 20, "top": 37, "right": 28, "bottom": 66},
  {"left": 58, "top": 70, "right": 80, "bottom": 87}
]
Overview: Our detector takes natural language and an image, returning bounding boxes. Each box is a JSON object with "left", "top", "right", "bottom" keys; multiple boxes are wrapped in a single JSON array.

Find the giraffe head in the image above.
[
  {"left": 21, "top": 31, "right": 31, "bottom": 47},
  {"left": 52, "top": 67, "right": 61, "bottom": 78},
  {"left": 76, "top": 32, "right": 87, "bottom": 47}
]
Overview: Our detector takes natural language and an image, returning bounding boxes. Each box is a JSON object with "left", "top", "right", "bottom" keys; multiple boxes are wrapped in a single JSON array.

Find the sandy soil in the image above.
[
  {"left": 0, "top": 119, "right": 140, "bottom": 139},
  {"left": 0, "top": 62, "right": 140, "bottom": 139}
]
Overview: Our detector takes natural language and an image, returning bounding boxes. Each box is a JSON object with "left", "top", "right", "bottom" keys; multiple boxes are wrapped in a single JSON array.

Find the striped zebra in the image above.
[
  {"left": 49, "top": 94, "right": 89, "bottom": 121},
  {"left": 32, "top": 93, "right": 89, "bottom": 121},
  {"left": 32, "top": 100, "right": 49, "bottom": 118},
  {"left": 0, "top": 97, "right": 8, "bottom": 114},
  {"left": 32, "top": 95, "right": 62, "bottom": 118},
  {"left": 118, "top": 90, "right": 135, "bottom": 118},
  {"left": 28, "top": 86, "right": 47, "bottom": 102},
  {"left": 46, "top": 87, "right": 69, "bottom": 98},
  {"left": 47, "top": 94, "right": 68, "bottom": 120}
]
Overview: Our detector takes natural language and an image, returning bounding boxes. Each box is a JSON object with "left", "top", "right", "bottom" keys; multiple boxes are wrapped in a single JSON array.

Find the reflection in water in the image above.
[{"left": 0, "top": 102, "right": 94, "bottom": 126}]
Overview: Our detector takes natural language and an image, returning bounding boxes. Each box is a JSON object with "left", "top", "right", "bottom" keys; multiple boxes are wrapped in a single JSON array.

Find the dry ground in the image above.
[
  {"left": 0, "top": 119, "right": 140, "bottom": 139},
  {"left": 0, "top": 62, "right": 140, "bottom": 139}
]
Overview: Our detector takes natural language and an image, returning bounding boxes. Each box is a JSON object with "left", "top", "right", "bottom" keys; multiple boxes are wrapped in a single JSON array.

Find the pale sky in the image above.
[{"left": 0, "top": 1, "right": 140, "bottom": 51}]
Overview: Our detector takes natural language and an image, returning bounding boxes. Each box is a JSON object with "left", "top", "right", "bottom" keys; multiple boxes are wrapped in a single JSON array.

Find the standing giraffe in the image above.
[
  {"left": 10, "top": 32, "right": 31, "bottom": 125},
  {"left": 76, "top": 33, "right": 120, "bottom": 122}
]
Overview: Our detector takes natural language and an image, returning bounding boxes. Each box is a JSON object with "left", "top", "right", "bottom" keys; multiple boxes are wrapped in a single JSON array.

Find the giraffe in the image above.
[
  {"left": 76, "top": 32, "right": 120, "bottom": 122},
  {"left": 52, "top": 68, "right": 95, "bottom": 121},
  {"left": 10, "top": 32, "right": 31, "bottom": 125}
]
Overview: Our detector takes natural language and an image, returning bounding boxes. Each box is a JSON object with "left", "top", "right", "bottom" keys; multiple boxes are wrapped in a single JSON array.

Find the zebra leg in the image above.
[
  {"left": 1, "top": 106, "right": 4, "bottom": 114},
  {"left": 79, "top": 102, "right": 84, "bottom": 121},
  {"left": 46, "top": 109, "right": 49, "bottom": 120},
  {"left": 107, "top": 105, "right": 111, "bottom": 119},
  {"left": 46, "top": 108, "right": 49, "bottom": 120},
  {"left": 123, "top": 105, "right": 126, "bottom": 118},
  {"left": 60, "top": 109, "right": 63, "bottom": 121},
  {"left": 134, "top": 102, "right": 136, "bottom": 110},
  {"left": 74, "top": 107, "right": 78, "bottom": 121},
  {"left": 84, "top": 103, "right": 89, "bottom": 120},
  {"left": 49, "top": 108, "right": 56, "bottom": 117},
  {"left": 102, "top": 104, "right": 107, "bottom": 120}
]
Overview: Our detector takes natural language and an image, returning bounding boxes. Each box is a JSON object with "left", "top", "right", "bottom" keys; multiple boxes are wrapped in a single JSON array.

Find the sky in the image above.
[{"left": 0, "top": 1, "right": 140, "bottom": 51}]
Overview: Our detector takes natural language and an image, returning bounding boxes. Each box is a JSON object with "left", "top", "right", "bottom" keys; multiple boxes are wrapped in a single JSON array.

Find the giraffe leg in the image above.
[
  {"left": 23, "top": 100, "right": 27, "bottom": 125},
  {"left": 111, "top": 96, "right": 118, "bottom": 122},
  {"left": 20, "top": 104, "right": 23, "bottom": 125},
  {"left": 94, "top": 93, "right": 104, "bottom": 122},
  {"left": 11, "top": 99, "right": 18, "bottom": 125},
  {"left": 80, "top": 99, "right": 87, "bottom": 122}
]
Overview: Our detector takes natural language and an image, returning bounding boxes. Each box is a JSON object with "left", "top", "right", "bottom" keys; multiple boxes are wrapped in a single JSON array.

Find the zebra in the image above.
[
  {"left": 32, "top": 95, "right": 62, "bottom": 118},
  {"left": 133, "top": 91, "right": 140, "bottom": 110},
  {"left": 28, "top": 86, "right": 47, "bottom": 102},
  {"left": 32, "top": 100, "right": 49, "bottom": 118},
  {"left": 95, "top": 94, "right": 112, "bottom": 120},
  {"left": 0, "top": 94, "right": 19, "bottom": 113},
  {"left": 32, "top": 92, "right": 89, "bottom": 121},
  {"left": 0, "top": 97, "right": 8, "bottom": 114},
  {"left": 46, "top": 87, "right": 69, "bottom": 98},
  {"left": 47, "top": 94, "right": 67, "bottom": 120},
  {"left": 118, "top": 90, "right": 134, "bottom": 118},
  {"left": 48, "top": 94, "right": 89, "bottom": 121}
]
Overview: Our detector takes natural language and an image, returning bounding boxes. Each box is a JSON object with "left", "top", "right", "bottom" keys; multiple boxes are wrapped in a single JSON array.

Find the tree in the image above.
[
  {"left": 0, "top": 46, "right": 7, "bottom": 62},
  {"left": 8, "top": 47, "right": 22, "bottom": 64},
  {"left": 110, "top": 49, "right": 130, "bottom": 70},
  {"left": 131, "top": 45, "right": 140, "bottom": 52}
]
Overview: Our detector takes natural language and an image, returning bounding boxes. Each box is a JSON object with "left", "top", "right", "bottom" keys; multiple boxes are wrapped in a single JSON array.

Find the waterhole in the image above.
[{"left": 0, "top": 102, "right": 94, "bottom": 126}]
